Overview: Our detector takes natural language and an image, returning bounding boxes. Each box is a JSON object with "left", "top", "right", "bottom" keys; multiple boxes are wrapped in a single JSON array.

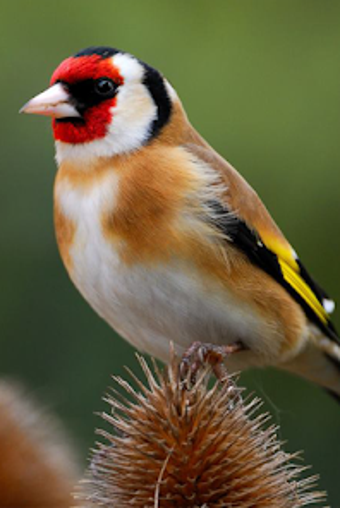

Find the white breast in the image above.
[{"left": 55, "top": 174, "right": 280, "bottom": 368}]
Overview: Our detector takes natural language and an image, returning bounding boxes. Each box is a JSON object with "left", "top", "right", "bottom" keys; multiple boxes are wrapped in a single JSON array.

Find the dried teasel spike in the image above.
[{"left": 78, "top": 355, "right": 326, "bottom": 507}]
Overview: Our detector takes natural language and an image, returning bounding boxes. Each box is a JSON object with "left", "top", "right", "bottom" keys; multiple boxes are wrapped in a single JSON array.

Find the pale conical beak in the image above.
[{"left": 20, "top": 83, "right": 81, "bottom": 119}]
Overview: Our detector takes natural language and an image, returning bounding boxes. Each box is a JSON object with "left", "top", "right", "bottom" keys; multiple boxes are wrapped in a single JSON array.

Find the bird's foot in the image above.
[{"left": 179, "top": 340, "right": 245, "bottom": 385}]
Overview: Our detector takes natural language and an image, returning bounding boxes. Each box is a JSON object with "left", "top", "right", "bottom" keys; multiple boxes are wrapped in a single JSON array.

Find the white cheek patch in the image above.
[
  {"left": 55, "top": 53, "right": 159, "bottom": 165},
  {"left": 113, "top": 52, "right": 145, "bottom": 82},
  {"left": 106, "top": 81, "right": 157, "bottom": 153}
]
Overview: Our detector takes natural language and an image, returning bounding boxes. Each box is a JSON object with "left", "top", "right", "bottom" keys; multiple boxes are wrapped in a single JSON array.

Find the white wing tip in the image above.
[{"left": 323, "top": 298, "right": 335, "bottom": 314}]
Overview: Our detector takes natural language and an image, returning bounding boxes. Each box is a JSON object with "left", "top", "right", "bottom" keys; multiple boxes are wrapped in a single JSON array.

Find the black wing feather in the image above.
[{"left": 209, "top": 201, "right": 338, "bottom": 342}]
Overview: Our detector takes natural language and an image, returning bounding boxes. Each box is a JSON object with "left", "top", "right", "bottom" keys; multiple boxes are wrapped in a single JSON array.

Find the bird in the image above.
[{"left": 21, "top": 46, "right": 340, "bottom": 398}]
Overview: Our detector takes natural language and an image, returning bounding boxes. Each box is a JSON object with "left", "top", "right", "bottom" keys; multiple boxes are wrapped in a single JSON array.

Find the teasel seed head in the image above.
[
  {"left": 79, "top": 355, "right": 325, "bottom": 507},
  {"left": 0, "top": 381, "right": 79, "bottom": 507}
]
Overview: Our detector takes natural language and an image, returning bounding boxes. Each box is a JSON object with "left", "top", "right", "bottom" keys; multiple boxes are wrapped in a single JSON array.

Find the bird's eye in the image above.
[{"left": 94, "top": 78, "right": 116, "bottom": 96}]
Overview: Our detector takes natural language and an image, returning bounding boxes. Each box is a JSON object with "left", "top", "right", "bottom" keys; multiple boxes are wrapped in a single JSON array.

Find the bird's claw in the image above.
[{"left": 179, "top": 340, "right": 245, "bottom": 387}]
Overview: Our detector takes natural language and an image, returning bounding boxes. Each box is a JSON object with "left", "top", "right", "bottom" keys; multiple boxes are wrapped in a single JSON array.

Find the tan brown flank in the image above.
[{"left": 53, "top": 196, "right": 75, "bottom": 273}]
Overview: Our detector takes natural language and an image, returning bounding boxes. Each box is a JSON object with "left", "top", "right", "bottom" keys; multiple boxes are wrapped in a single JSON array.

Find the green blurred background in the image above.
[{"left": 1, "top": 0, "right": 340, "bottom": 503}]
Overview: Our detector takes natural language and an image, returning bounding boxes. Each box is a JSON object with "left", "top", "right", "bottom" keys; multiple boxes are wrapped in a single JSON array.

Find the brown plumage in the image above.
[
  {"left": 54, "top": 98, "right": 308, "bottom": 363},
  {"left": 54, "top": 198, "right": 76, "bottom": 272},
  {"left": 78, "top": 356, "right": 324, "bottom": 507}
]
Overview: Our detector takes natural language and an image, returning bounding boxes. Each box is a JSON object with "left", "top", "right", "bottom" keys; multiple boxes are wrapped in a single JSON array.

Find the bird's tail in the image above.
[{"left": 282, "top": 332, "right": 340, "bottom": 400}]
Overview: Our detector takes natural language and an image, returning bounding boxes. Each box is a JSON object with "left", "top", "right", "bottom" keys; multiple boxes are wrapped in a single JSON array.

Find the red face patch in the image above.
[{"left": 50, "top": 55, "right": 124, "bottom": 144}]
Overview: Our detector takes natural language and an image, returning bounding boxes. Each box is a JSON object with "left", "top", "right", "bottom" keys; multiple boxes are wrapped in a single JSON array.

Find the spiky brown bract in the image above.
[
  {"left": 79, "top": 356, "right": 324, "bottom": 507},
  {"left": 0, "top": 382, "right": 79, "bottom": 507}
]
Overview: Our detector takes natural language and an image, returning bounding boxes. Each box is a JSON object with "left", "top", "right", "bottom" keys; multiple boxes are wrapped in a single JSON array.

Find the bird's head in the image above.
[{"left": 21, "top": 46, "right": 175, "bottom": 163}]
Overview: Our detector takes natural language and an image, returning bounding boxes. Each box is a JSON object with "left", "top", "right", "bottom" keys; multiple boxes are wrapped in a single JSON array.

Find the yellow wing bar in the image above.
[
  {"left": 262, "top": 234, "right": 330, "bottom": 324},
  {"left": 207, "top": 201, "right": 333, "bottom": 329},
  {"left": 278, "top": 259, "right": 329, "bottom": 324}
]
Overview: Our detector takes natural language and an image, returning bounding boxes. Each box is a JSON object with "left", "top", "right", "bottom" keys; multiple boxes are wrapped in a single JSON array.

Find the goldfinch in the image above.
[{"left": 21, "top": 46, "right": 340, "bottom": 398}]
